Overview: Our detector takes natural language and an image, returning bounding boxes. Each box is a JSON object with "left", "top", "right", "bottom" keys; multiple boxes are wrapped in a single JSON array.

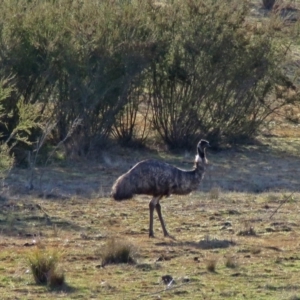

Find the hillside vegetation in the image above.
[{"left": 0, "top": 0, "right": 299, "bottom": 168}]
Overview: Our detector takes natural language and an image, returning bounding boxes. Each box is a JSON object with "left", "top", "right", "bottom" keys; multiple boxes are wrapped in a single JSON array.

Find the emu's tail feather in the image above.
[
  {"left": 111, "top": 190, "right": 133, "bottom": 201},
  {"left": 111, "top": 176, "right": 134, "bottom": 201}
]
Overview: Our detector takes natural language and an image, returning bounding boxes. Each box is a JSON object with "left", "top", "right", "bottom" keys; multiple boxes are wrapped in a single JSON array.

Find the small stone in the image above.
[
  {"left": 224, "top": 221, "right": 232, "bottom": 227},
  {"left": 162, "top": 275, "right": 175, "bottom": 285}
]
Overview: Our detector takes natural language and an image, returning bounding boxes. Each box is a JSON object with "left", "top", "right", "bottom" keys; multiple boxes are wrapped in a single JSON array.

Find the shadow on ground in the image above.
[
  {"left": 1, "top": 137, "right": 300, "bottom": 204},
  {"left": 155, "top": 238, "right": 236, "bottom": 250},
  {"left": 0, "top": 201, "right": 84, "bottom": 237},
  {"left": 203, "top": 140, "right": 300, "bottom": 193}
]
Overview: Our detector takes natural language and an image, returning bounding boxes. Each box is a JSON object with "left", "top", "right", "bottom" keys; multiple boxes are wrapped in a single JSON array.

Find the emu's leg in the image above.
[
  {"left": 149, "top": 196, "right": 161, "bottom": 238},
  {"left": 155, "top": 201, "right": 170, "bottom": 237},
  {"left": 149, "top": 200, "right": 155, "bottom": 238}
]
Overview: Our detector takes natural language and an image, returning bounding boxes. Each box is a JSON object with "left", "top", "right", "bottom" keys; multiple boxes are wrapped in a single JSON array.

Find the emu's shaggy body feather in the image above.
[
  {"left": 112, "top": 159, "right": 205, "bottom": 201},
  {"left": 111, "top": 139, "right": 209, "bottom": 237}
]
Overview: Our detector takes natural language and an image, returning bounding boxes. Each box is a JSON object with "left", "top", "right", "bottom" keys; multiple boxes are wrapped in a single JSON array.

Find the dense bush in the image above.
[
  {"left": 0, "top": 75, "right": 42, "bottom": 176},
  {"left": 148, "top": 0, "right": 296, "bottom": 148},
  {"left": 0, "top": 0, "right": 159, "bottom": 155},
  {"left": 0, "top": 0, "right": 298, "bottom": 158}
]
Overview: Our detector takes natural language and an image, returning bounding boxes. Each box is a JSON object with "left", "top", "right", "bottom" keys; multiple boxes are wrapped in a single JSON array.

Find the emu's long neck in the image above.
[{"left": 196, "top": 148, "right": 207, "bottom": 166}]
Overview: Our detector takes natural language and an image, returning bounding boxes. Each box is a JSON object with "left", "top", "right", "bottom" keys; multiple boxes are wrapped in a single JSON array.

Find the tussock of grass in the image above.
[
  {"left": 206, "top": 258, "right": 217, "bottom": 272},
  {"left": 250, "top": 247, "right": 262, "bottom": 255},
  {"left": 209, "top": 186, "right": 221, "bottom": 200},
  {"left": 225, "top": 256, "right": 238, "bottom": 269},
  {"left": 52, "top": 224, "right": 61, "bottom": 237},
  {"left": 237, "top": 227, "right": 257, "bottom": 236},
  {"left": 47, "top": 268, "right": 65, "bottom": 288},
  {"left": 26, "top": 247, "right": 65, "bottom": 287},
  {"left": 237, "top": 223, "right": 257, "bottom": 236},
  {"left": 99, "top": 238, "right": 137, "bottom": 267}
]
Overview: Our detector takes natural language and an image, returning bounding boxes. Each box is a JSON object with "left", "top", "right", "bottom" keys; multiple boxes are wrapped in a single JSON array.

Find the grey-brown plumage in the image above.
[{"left": 111, "top": 139, "right": 210, "bottom": 238}]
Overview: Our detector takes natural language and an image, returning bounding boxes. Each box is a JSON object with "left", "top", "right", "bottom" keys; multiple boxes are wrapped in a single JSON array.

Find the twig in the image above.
[
  {"left": 35, "top": 203, "right": 50, "bottom": 217},
  {"left": 269, "top": 192, "right": 294, "bottom": 219}
]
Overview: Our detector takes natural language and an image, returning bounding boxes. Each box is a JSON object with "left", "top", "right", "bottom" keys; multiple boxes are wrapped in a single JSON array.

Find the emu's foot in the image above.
[
  {"left": 164, "top": 232, "right": 176, "bottom": 240},
  {"left": 149, "top": 231, "right": 155, "bottom": 238}
]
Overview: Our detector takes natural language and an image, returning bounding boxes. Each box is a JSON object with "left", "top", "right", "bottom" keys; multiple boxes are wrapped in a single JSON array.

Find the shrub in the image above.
[
  {"left": 237, "top": 223, "right": 257, "bottom": 236},
  {"left": 111, "top": 79, "right": 151, "bottom": 146},
  {"left": 0, "top": 0, "right": 158, "bottom": 153},
  {"left": 0, "top": 79, "right": 15, "bottom": 177},
  {"left": 0, "top": 0, "right": 297, "bottom": 152},
  {"left": 148, "top": 0, "right": 294, "bottom": 148},
  {"left": 225, "top": 256, "right": 238, "bottom": 269},
  {"left": 0, "top": 76, "right": 41, "bottom": 174},
  {"left": 100, "top": 238, "right": 137, "bottom": 267},
  {"left": 0, "top": 143, "right": 14, "bottom": 179},
  {"left": 26, "top": 247, "right": 65, "bottom": 287},
  {"left": 206, "top": 258, "right": 218, "bottom": 272}
]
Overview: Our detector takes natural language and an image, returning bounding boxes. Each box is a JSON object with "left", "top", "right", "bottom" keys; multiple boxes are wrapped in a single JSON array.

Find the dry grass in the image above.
[
  {"left": 0, "top": 134, "right": 299, "bottom": 299},
  {"left": 209, "top": 186, "right": 221, "bottom": 200},
  {"left": 26, "top": 247, "right": 65, "bottom": 287},
  {"left": 1, "top": 66, "right": 300, "bottom": 300},
  {"left": 0, "top": 1, "right": 299, "bottom": 299},
  {"left": 225, "top": 256, "right": 238, "bottom": 269},
  {"left": 99, "top": 238, "right": 137, "bottom": 267},
  {"left": 206, "top": 257, "right": 218, "bottom": 272}
]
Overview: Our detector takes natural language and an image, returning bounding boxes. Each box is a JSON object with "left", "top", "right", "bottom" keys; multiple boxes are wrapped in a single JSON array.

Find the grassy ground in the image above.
[
  {"left": 0, "top": 133, "right": 300, "bottom": 300},
  {"left": 1, "top": 1, "right": 300, "bottom": 299}
]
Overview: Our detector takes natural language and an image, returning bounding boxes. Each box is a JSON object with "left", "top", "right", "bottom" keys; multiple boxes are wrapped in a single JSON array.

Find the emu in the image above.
[{"left": 111, "top": 139, "right": 210, "bottom": 238}]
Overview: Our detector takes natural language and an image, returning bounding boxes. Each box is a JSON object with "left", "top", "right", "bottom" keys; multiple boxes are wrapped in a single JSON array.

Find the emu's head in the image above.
[
  {"left": 196, "top": 139, "right": 210, "bottom": 165},
  {"left": 198, "top": 139, "right": 210, "bottom": 152}
]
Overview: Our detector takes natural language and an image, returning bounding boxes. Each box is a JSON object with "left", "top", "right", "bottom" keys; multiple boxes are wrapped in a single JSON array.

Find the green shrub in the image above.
[
  {"left": 0, "top": 143, "right": 14, "bottom": 178},
  {"left": 0, "top": 75, "right": 43, "bottom": 170},
  {"left": 148, "top": 0, "right": 294, "bottom": 148},
  {"left": 0, "top": 0, "right": 158, "bottom": 153},
  {"left": 0, "top": 0, "right": 297, "bottom": 153}
]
